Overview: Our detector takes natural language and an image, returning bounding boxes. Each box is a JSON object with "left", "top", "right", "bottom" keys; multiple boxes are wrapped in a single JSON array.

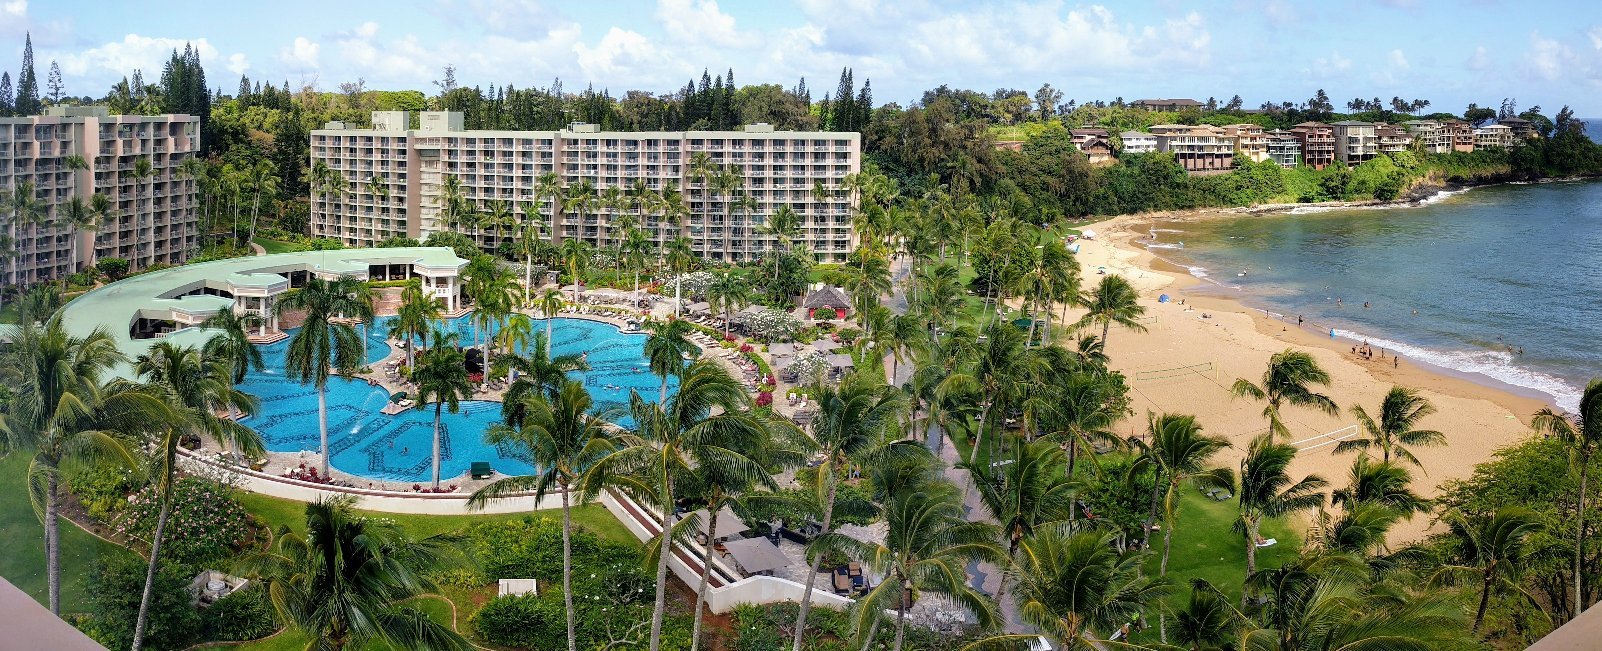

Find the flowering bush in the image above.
[
  {"left": 790, "top": 351, "right": 829, "bottom": 387},
  {"left": 756, "top": 391, "right": 773, "bottom": 408},
  {"left": 114, "top": 476, "right": 253, "bottom": 566},
  {"left": 739, "top": 343, "right": 754, "bottom": 353},
  {"left": 742, "top": 308, "right": 802, "bottom": 342},
  {"left": 670, "top": 271, "right": 715, "bottom": 299}
]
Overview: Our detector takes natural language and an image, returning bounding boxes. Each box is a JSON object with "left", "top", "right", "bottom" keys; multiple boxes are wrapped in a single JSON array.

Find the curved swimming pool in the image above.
[{"left": 236, "top": 316, "right": 674, "bottom": 483}]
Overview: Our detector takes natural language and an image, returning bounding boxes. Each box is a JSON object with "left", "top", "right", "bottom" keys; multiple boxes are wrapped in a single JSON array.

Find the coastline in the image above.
[{"left": 1073, "top": 212, "right": 1549, "bottom": 543}]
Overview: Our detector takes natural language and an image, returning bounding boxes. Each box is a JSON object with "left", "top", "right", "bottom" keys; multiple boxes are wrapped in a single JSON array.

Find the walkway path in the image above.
[{"left": 249, "top": 240, "right": 266, "bottom": 256}]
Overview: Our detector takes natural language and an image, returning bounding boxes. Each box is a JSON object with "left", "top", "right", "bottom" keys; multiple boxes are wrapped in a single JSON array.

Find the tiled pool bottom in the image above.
[{"left": 237, "top": 316, "right": 675, "bottom": 483}]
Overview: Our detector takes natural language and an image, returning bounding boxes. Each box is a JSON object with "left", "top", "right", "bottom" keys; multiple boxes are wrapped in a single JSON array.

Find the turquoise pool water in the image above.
[{"left": 237, "top": 316, "right": 674, "bottom": 483}]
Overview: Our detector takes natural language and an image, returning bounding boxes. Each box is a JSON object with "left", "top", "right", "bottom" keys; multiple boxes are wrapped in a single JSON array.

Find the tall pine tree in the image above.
[
  {"left": 45, "top": 61, "right": 63, "bottom": 105},
  {"left": 15, "top": 31, "right": 41, "bottom": 115},
  {"left": 0, "top": 72, "right": 12, "bottom": 117}
]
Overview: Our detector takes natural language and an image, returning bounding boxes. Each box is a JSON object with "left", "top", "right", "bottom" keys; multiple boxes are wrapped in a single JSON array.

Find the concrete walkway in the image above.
[{"left": 249, "top": 240, "right": 266, "bottom": 256}]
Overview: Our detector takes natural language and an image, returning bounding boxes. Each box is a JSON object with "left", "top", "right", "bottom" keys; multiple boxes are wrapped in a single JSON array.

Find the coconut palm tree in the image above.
[
  {"left": 495, "top": 313, "right": 535, "bottom": 370},
  {"left": 706, "top": 271, "right": 751, "bottom": 338},
  {"left": 389, "top": 277, "right": 442, "bottom": 368},
  {"left": 238, "top": 497, "right": 472, "bottom": 651},
  {"left": 644, "top": 317, "right": 694, "bottom": 404},
  {"left": 562, "top": 179, "right": 598, "bottom": 247},
  {"left": 469, "top": 381, "right": 616, "bottom": 651},
  {"left": 414, "top": 328, "right": 471, "bottom": 489},
  {"left": 276, "top": 275, "right": 373, "bottom": 476},
  {"left": 1169, "top": 581, "right": 1235, "bottom": 651},
  {"left": 243, "top": 160, "right": 278, "bottom": 244},
  {"left": 1531, "top": 378, "right": 1602, "bottom": 616},
  {"left": 130, "top": 341, "right": 263, "bottom": 651},
  {"left": 1043, "top": 371, "right": 1124, "bottom": 484},
  {"left": 1143, "top": 413, "right": 1233, "bottom": 578},
  {"left": 515, "top": 197, "right": 549, "bottom": 304},
  {"left": 535, "top": 288, "right": 565, "bottom": 355},
  {"left": 130, "top": 156, "right": 154, "bottom": 231},
  {"left": 665, "top": 235, "right": 695, "bottom": 317},
  {"left": 481, "top": 198, "right": 514, "bottom": 250},
  {"left": 366, "top": 173, "right": 390, "bottom": 203},
  {"left": 960, "top": 438, "right": 1075, "bottom": 557},
  {"left": 559, "top": 237, "right": 591, "bottom": 302},
  {"left": 2, "top": 180, "right": 46, "bottom": 302},
  {"left": 815, "top": 481, "right": 1004, "bottom": 651},
  {"left": 0, "top": 318, "right": 171, "bottom": 614},
  {"left": 596, "top": 360, "right": 763, "bottom": 651},
  {"left": 1434, "top": 507, "right": 1544, "bottom": 632},
  {"left": 1231, "top": 349, "right": 1339, "bottom": 440},
  {"left": 1240, "top": 561, "right": 1473, "bottom": 651},
  {"left": 1235, "top": 432, "right": 1327, "bottom": 602},
  {"left": 1074, "top": 274, "right": 1147, "bottom": 347},
  {"left": 465, "top": 258, "right": 517, "bottom": 384},
  {"left": 965, "top": 528, "right": 1170, "bottom": 651},
  {"left": 843, "top": 252, "right": 892, "bottom": 334},
  {"left": 1330, "top": 456, "right": 1430, "bottom": 518},
  {"left": 200, "top": 308, "right": 264, "bottom": 383},
  {"left": 494, "top": 332, "right": 588, "bottom": 426},
  {"left": 56, "top": 196, "right": 101, "bottom": 285},
  {"left": 1337, "top": 385, "right": 1444, "bottom": 466},
  {"left": 621, "top": 226, "right": 653, "bottom": 293},
  {"left": 788, "top": 373, "right": 923, "bottom": 651}
]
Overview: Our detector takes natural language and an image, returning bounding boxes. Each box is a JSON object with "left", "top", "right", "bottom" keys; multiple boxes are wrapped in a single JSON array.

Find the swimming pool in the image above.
[{"left": 236, "top": 316, "right": 675, "bottom": 483}]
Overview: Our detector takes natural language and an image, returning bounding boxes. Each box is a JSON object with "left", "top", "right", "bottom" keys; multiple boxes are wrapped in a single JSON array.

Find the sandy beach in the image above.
[{"left": 1070, "top": 212, "right": 1550, "bottom": 543}]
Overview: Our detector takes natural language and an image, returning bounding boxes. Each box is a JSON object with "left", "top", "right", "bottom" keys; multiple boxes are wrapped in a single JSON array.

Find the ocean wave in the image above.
[
  {"left": 1144, "top": 243, "right": 1186, "bottom": 250},
  {"left": 1287, "top": 187, "right": 1476, "bottom": 215},
  {"left": 1288, "top": 205, "right": 1337, "bottom": 214},
  {"left": 1416, "top": 187, "right": 1473, "bottom": 205},
  {"left": 1331, "top": 328, "right": 1580, "bottom": 411},
  {"left": 1149, "top": 228, "right": 1185, "bottom": 233},
  {"left": 1187, "top": 266, "right": 1208, "bottom": 279}
]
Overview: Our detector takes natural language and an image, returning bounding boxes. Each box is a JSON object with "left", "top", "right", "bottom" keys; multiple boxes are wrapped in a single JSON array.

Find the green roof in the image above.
[{"left": 56, "top": 247, "right": 468, "bottom": 379}]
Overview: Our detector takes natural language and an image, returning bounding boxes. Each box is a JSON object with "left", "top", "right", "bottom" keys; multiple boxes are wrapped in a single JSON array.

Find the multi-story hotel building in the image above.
[
  {"left": 1331, "top": 121, "right": 1379, "bottom": 166},
  {"left": 0, "top": 106, "right": 200, "bottom": 288},
  {"left": 1221, "top": 124, "right": 1269, "bottom": 163},
  {"left": 310, "top": 111, "right": 861, "bottom": 263},
  {"left": 1402, "top": 120, "right": 1450, "bottom": 153},
  {"left": 1289, "top": 122, "right": 1335, "bottom": 169},
  {"left": 1377, "top": 124, "right": 1412, "bottom": 156},
  {"left": 1474, "top": 124, "right": 1515, "bottom": 149},
  {"left": 1442, "top": 120, "right": 1476, "bottom": 152},
  {"left": 1119, "top": 131, "right": 1157, "bottom": 154},
  {"left": 1149, "top": 124, "right": 1234, "bottom": 172},
  {"left": 1265, "top": 130, "right": 1302, "bottom": 168}
]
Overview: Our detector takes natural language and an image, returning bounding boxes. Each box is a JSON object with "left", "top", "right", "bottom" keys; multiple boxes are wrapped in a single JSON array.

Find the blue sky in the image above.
[{"left": 5, "top": 0, "right": 1601, "bottom": 116}]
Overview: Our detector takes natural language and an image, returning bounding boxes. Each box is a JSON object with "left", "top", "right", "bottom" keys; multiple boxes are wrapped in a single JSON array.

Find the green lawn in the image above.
[
  {"left": 1143, "top": 490, "right": 1301, "bottom": 608},
  {"left": 236, "top": 491, "right": 637, "bottom": 546},
  {"left": 252, "top": 238, "right": 300, "bottom": 254},
  {"left": 0, "top": 453, "right": 138, "bottom": 613}
]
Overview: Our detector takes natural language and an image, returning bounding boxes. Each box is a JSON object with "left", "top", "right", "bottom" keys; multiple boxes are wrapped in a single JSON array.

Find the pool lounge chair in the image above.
[{"left": 471, "top": 462, "right": 493, "bottom": 480}]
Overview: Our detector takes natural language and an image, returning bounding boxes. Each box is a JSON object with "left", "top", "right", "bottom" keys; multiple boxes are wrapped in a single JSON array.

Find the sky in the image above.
[{"left": 4, "top": 0, "right": 1601, "bottom": 116}]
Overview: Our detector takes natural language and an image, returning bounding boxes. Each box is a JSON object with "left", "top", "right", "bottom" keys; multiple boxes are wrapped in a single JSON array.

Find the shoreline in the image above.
[{"left": 1074, "top": 214, "right": 1549, "bottom": 543}]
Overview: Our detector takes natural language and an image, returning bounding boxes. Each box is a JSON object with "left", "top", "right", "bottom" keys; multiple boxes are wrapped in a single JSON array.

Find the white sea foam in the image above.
[
  {"left": 1144, "top": 243, "right": 1186, "bottom": 250},
  {"left": 1288, "top": 186, "right": 1476, "bottom": 214},
  {"left": 1150, "top": 228, "right": 1185, "bottom": 233},
  {"left": 1288, "top": 205, "right": 1336, "bottom": 214},
  {"left": 1331, "top": 328, "right": 1581, "bottom": 411},
  {"left": 1417, "top": 187, "right": 1473, "bottom": 205},
  {"left": 1187, "top": 266, "right": 1209, "bottom": 279}
]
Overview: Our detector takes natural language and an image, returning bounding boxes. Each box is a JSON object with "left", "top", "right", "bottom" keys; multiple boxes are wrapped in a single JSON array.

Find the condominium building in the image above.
[
  {"left": 1474, "top": 124, "right": 1515, "bottom": 149},
  {"left": 1069, "top": 128, "right": 1115, "bottom": 165},
  {"left": 1331, "top": 121, "right": 1379, "bottom": 166},
  {"left": 1289, "top": 122, "right": 1335, "bottom": 169},
  {"left": 1403, "top": 120, "right": 1451, "bottom": 154},
  {"left": 1149, "top": 124, "right": 1234, "bottom": 172},
  {"left": 1377, "top": 124, "right": 1411, "bottom": 155},
  {"left": 1119, "top": 131, "right": 1157, "bottom": 154},
  {"left": 1221, "top": 124, "right": 1269, "bottom": 163},
  {"left": 1498, "top": 117, "right": 1537, "bottom": 140},
  {"left": 1442, "top": 120, "right": 1476, "bottom": 152},
  {"left": 0, "top": 106, "right": 200, "bottom": 288},
  {"left": 1265, "top": 130, "right": 1302, "bottom": 168},
  {"left": 310, "top": 111, "right": 861, "bottom": 262}
]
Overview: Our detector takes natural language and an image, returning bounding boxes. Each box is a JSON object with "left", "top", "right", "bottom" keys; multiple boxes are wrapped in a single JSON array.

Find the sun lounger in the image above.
[{"left": 832, "top": 572, "right": 853, "bottom": 594}]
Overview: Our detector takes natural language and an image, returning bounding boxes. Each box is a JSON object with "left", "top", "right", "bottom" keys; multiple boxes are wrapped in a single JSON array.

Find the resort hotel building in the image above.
[
  {"left": 0, "top": 106, "right": 201, "bottom": 287},
  {"left": 309, "top": 111, "right": 862, "bottom": 263}
]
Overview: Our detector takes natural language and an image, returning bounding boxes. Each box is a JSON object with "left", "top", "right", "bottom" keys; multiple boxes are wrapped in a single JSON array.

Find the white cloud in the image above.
[
  {"left": 656, "top": 0, "right": 748, "bottom": 48},
  {"left": 280, "top": 36, "right": 320, "bottom": 69},
  {"left": 56, "top": 34, "right": 231, "bottom": 78},
  {"left": 1388, "top": 49, "right": 1409, "bottom": 71},
  {"left": 1466, "top": 45, "right": 1490, "bottom": 71},
  {"left": 355, "top": 21, "right": 379, "bottom": 39},
  {"left": 1306, "top": 50, "right": 1352, "bottom": 78},
  {"left": 1588, "top": 26, "right": 1601, "bottom": 51},
  {"left": 2, "top": 0, "right": 25, "bottom": 17},
  {"left": 1526, "top": 32, "right": 1570, "bottom": 81},
  {"left": 574, "top": 27, "right": 667, "bottom": 80},
  {"left": 226, "top": 53, "right": 250, "bottom": 75}
]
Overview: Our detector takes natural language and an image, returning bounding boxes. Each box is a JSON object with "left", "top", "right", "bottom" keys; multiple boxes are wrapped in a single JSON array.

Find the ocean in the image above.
[{"left": 1145, "top": 179, "right": 1602, "bottom": 412}]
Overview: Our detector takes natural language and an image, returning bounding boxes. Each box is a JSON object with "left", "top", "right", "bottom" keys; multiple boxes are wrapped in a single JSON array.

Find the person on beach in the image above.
[{"left": 1298, "top": 315, "right": 1304, "bottom": 327}]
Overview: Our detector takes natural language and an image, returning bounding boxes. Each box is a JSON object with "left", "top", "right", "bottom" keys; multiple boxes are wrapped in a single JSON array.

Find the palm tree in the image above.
[
  {"left": 494, "top": 332, "right": 588, "bottom": 426},
  {"left": 1243, "top": 561, "right": 1473, "bottom": 650},
  {"left": 366, "top": 173, "right": 390, "bottom": 204},
  {"left": 1435, "top": 507, "right": 1544, "bottom": 632},
  {"left": 789, "top": 373, "right": 922, "bottom": 651},
  {"left": 1074, "top": 274, "right": 1146, "bottom": 346},
  {"left": 1337, "top": 385, "right": 1444, "bottom": 466},
  {"left": 495, "top": 313, "right": 535, "bottom": 369},
  {"left": 843, "top": 252, "right": 892, "bottom": 334},
  {"left": 413, "top": 328, "right": 471, "bottom": 489},
  {"left": 1144, "top": 413, "right": 1233, "bottom": 578},
  {"left": 622, "top": 227, "right": 654, "bottom": 293},
  {"left": 966, "top": 528, "right": 1170, "bottom": 650},
  {"left": 200, "top": 308, "right": 265, "bottom": 383},
  {"left": 1330, "top": 456, "right": 1431, "bottom": 518},
  {"left": 130, "top": 157, "right": 154, "bottom": 232},
  {"left": 665, "top": 236, "right": 695, "bottom": 317},
  {"left": 535, "top": 287, "right": 565, "bottom": 355},
  {"left": 1235, "top": 432, "right": 1326, "bottom": 602},
  {"left": 389, "top": 277, "right": 442, "bottom": 368},
  {"left": 1531, "top": 378, "right": 1602, "bottom": 618},
  {"left": 559, "top": 237, "right": 591, "bottom": 302},
  {"left": 706, "top": 271, "right": 752, "bottom": 338},
  {"left": 1043, "top": 372, "right": 1123, "bottom": 484},
  {"left": 481, "top": 199, "right": 514, "bottom": 250},
  {"left": 1231, "top": 349, "right": 1338, "bottom": 440},
  {"left": 562, "top": 179, "right": 598, "bottom": 250},
  {"left": 644, "top": 318, "right": 694, "bottom": 404},
  {"left": 815, "top": 481, "right": 1004, "bottom": 651},
  {"left": 960, "top": 438, "right": 1075, "bottom": 557},
  {"left": 276, "top": 276, "right": 373, "bottom": 476},
  {"left": 469, "top": 381, "right": 616, "bottom": 651},
  {"left": 515, "top": 197, "right": 550, "bottom": 304},
  {"left": 57, "top": 196, "right": 101, "bottom": 285},
  {"left": 597, "top": 361, "right": 763, "bottom": 651},
  {"left": 245, "top": 160, "right": 278, "bottom": 244},
  {"left": 2, "top": 180, "right": 46, "bottom": 302},
  {"left": 0, "top": 318, "right": 170, "bottom": 613},
  {"left": 130, "top": 341, "right": 263, "bottom": 651},
  {"left": 238, "top": 497, "right": 471, "bottom": 650},
  {"left": 465, "top": 258, "right": 517, "bottom": 384},
  {"left": 1170, "top": 581, "right": 1235, "bottom": 651}
]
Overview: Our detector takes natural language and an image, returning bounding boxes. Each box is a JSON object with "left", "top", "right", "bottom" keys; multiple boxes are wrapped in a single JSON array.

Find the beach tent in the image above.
[
  {"left": 1159, "top": 294, "right": 1170, "bottom": 303},
  {"left": 721, "top": 537, "right": 791, "bottom": 575}
]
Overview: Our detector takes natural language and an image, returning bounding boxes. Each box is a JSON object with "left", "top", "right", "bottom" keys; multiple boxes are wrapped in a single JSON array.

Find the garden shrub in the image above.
[
  {"left": 68, "top": 463, "right": 144, "bottom": 520},
  {"left": 114, "top": 476, "right": 254, "bottom": 566},
  {"left": 198, "top": 585, "right": 277, "bottom": 642},
  {"left": 86, "top": 556, "right": 200, "bottom": 651}
]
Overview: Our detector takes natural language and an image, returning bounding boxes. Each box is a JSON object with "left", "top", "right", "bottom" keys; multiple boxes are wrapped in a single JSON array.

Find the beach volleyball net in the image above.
[
  {"left": 1134, "top": 361, "right": 1217, "bottom": 382},
  {"left": 1290, "top": 425, "right": 1359, "bottom": 453}
]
